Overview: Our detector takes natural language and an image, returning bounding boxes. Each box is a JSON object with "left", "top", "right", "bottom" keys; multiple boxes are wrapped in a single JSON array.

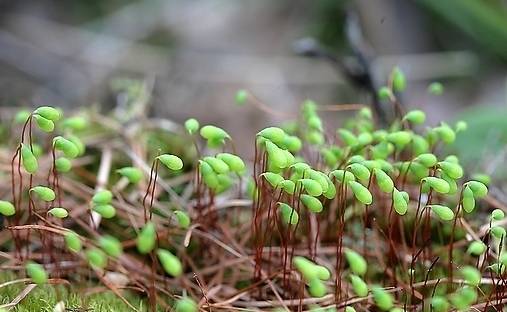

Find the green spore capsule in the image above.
[
  {"left": 199, "top": 161, "right": 218, "bottom": 189},
  {"left": 466, "top": 180, "right": 488, "bottom": 198},
  {"left": 330, "top": 170, "right": 355, "bottom": 184},
  {"left": 158, "top": 154, "right": 184, "bottom": 171},
  {"left": 55, "top": 157, "right": 72, "bottom": 173},
  {"left": 438, "top": 161, "right": 463, "bottom": 179},
  {"left": 279, "top": 203, "right": 298, "bottom": 225},
  {"left": 92, "top": 190, "right": 112, "bottom": 205},
  {"left": 372, "top": 286, "right": 394, "bottom": 311},
  {"left": 428, "top": 82, "right": 444, "bottom": 95},
  {"left": 435, "top": 123, "right": 456, "bottom": 144},
  {"left": 291, "top": 162, "right": 311, "bottom": 174},
  {"left": 157, "top": 248, "right": 183, "bottom": 277},
  {"left": 428, "top": 205, "right": 454, "bottom": 221},
  {"left": 117, "top": 167, "right": 142, "bottom": 184},
  {"left": 283, "top": 135, "right": 302, "bottom": 152},
  {"left": 491, "top": 209, "right": 505, "bottom": 221},
  {"left": 403, "top": 110, "right": 426, "bottom": 125},
  {"left": 345, "top": 307, "right": 356, "bottom": 312},
  {"left": 373, "top": 168, "right": 394, "bottom": 193},
  {"left": 306, "top": 131, "right": 324, "bottom": 145},
  {"left": 293, "top": 256, "right": 318, "bottom": 281},
  {"left": 386, "top": 131, "right": 412, "bottom": 147},
  {"left": 174, "top": 210, "right": 191, "bottom": 229},
  {"left": 200, "top": 125, "right": 230, "bottom": 142},
  {"left": 337, "top": 129, "right": 358, "bottom": 146},
  {"left": 490, "top": 226, "right": 506, "bottom": 239},
  {"left": 348, "top": 181, "right": 373, "bottom": 205},
  {"left": 460, "top": 266, "right": 481, "bottom": 286},
  {"left": 30, "top": 186, "right": 56, "bottom": 202},
  {"left": 262, "top": 172, "right": 284, "bottom": 188},
  {"left": 391, "top": 66, "right": 406, "bottom": 92},
  {"left": 34, "top": 106, "right": 61, "bottom": 121},
  {"left": 348, "top": 163, "right": 370, "bottom": 181},
  {"left": 137, "top": 222, "right": 156, "bottom": 254},
  {"left": 409, "top": 162, "right": 429, "bottom": 181},
  {"left": 48, "top": 207, "right": 68, "bottom": 218},
  {"left": 53, "top": 136, "right": 79, "bottom": 158},
  {"left": 257, "top": 127, "right": 286, "bottom": 145},
  {"left": 30, "top": 144, "right": 43, "bottom": 158},
  {"left": 99, "top": 235, "right": 123, "bottom": 258},
  {"left": 0, "top": 200, "right": 15, "bottom": 216},
  {"left": 235, "top": 89, "right": 248, "bottom": 106},
  {"left": 92, "top": 204, "right": 116, "bottom": 219},
  {"left": 216, "top": 153, "right": 245, "bottom": 173},
  {"left": 315, "top": 265, "right": 330, "bottom": 280},
  {"left": 265, "top": 140, "right": 287, "bottom": 168},
  {"left": 64, "top": 231, "right": 82, "bottom": 253},
  {"left": 467, "top": 241, "right": 486, "bottom": 256},
  {"left": 280, "top": 180, "right": 296, "bottom": 194},
  {"left": 344, "top": 249, "right": 367, "bottom": 276},
  {"left": 174, "top": 297, "right": 198, "bottom": 312},
  {"left": 62, "top": 116, "right": 88, "bottom": 131},
  {"left": 455, "top": 120, "right": 467, "bottom": 132},
  {"left": 430, "top": 296, "right": 449, "bottom": 312},
  {"left": 440, "top": 172, "right": 458, "bottom": 195},
  {"left": 393, "top": 189, "right": 408, "bottom": 216},
  {"left": 307, "top": 115, "right": 323, "bottom": 131},
  {"left": 422, "top": 177, "right": 450, "bottom": 194},
  {"left": 26, "top": 262, "right": 48, "bottom": 285},
  {"left": 299, "top": 178, "right": 323, "bottom": 197},
  {"left": 282, "top": 149, "right": 295, "bottom": 167},
  {"left": 414, "top": 153, "right": 437, "bottom": 168},
  {"left": 308, "top": 278, "right": 327, "bottom": 298},
  {"left": 471, "top": 173, "right": 491, "bottom": 186},
  {"left": 462, "top": 186, "right": 475, "bottom": 213},
  {"left": 411, "top": 134, "right": 429, "bottom": 155},
  {"left": 301, "top": 195, "right": 323, "bottom": 213},
  {"left": 321, "top": 148, "right": 338, "bottom": 167},
  {"left": 184, "top": 118, "right": 199, "bottom": 134},
  {"left": 357, "top": 132, "right": 373, "bottom": 146},
  {"left": 378, "top": 86, "right": 392, "bottom": 101},
  {"left": 322, "top": 177, "right": 336, "bottom": 199},
  {"left": 215, "top": 174, "right": 233, "bottom": 194},
  {"left": 14, "top": 109, "right": 31, "bottom": 124},
  {"left": 21, "top": 144, "right": 38, "bottom": 174},
  {"left": 350, "top": 274, "right": 368, "bottom": 297},
  {"left": 86, "top": 248, "right": 107, "bottom": 269},
  {"left": 33, "top": 114, "right": 55, "bottom": 132},
  {"left": 308, "top": 170, "right": 329, "bottom": 193}
]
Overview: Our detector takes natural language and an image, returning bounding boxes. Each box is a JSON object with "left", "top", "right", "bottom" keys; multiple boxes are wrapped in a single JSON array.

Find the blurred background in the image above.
[{"left": 0, "top": 0, "right": 506, "bottom": 173}]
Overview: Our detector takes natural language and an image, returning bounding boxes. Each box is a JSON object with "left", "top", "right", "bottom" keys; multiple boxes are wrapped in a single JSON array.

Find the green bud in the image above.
[
  {"left": 301, "top": 195, "right": 323, "bottom": 213},
  {"left": 137, "top": 222, "right": 156, "bottom": 254},
  {"left": 422, "top": 177, "right": 450, "bottom": 194},
  {"left": 344, "top": 249, "right": 367, "bottom": 276},
  {"left": 62, "top": 116, "right": 88, "bottom": 131},
  {"left": 279, "top": 203, "right": 298, "bottom": 225},
  {"left": 491, "top": 209, "right": 505, "bottom": 221},
  {"left": 372, "top": 286, "right": 394, "bottom": 310},
  {"left": 393, "top": 189, "right": 408, "bottom": 215},
  {"left": 431, "top": 296, "right": 449, "bottom": 312},
  {"left": 428, "top": 82, "right": 444, "bottom": 95},
  {"left": 157, "top": 248, "right": 183, "bottom": 277},
  {"left": 462, "top": 186, "right": 475, "bottom": 213},
  {"left": 99, "top": 235, "right": 123, "bottom": 258},
  {"left": 93, "top": 204, "right": 116, "bottom": 219},
  {"left": 53, "top": 136, "right": 79, "bottom": 158},
  {"left": 308, "top": 278, "right": 327, "bottom": 297},
  {"left": 0, "top": 200, "right": 15, "bottom": 216},
  {"left": 460, "top": 266, "right": 481, "bottom": 286},
  {"left": 348, "top": 181, "right": 372, "bottom": 205},
  {"left": 466, "top": 181, "right": 488, "bottom": 198},
  {"left": 184, "top": 118, "right": 199, "bottom": 134},
  {"left": 350, "top": 274, "right": 368, "bottom": 297},
  {"left": 391, "top": 66, "right": 406, "bottom": 92},
  {"left": 55, "top": 157, "right": 72, "bottom": 173},
  {"left": 174, "top": 210, "right": 191, "bottom": 229},
  {"left": 21, "top": 144, "right": 38, "bottom": 174},
  {"left": 174, "top": 297, "right": 197, "bottom": 312},
  {"left": 299, "top": 179, "right": 323, "bottom": 197},
  {"left": 117, "top": 167, "right": 142, "bottom": 184},
  {"left": 373, "top": 168, "right": 393, "bottom": 193},
  {"left": 414, "top": 153, "right": 437, "bottom": 168},
  {"left": 216, "top": 153, "right": 245, "bottom": 173},
  {"left": 34, "top": 106, "right": 61, "bottom": 121},
  {"left": 86, "top": 248, "right": 107, "bottom": 269},
  {"left": 428, "top": 204, "right": 454, "bottom": 221},
  {"left": 30, "top": 186, "right": 55, "bottom": 202},
  {"left": 92, "top": 190, "right": 112, "bottom": 205},
  {"left": 491, "top": 226, "right": 506, "bottom": 239},
  {"left": 438, "top": 161, "right": 463, "bottom": 179},
  {"left": 158, "top": 154, "right": 183, "bottom": 171},
  {"left": 48, "top": 207, "right": 68, "bottom": 218},
  {"left": 338, "top": 129, "right": 358, "bottom": 146},
  {"left": 403, "top": 110, "right": 426, "bottom": 125},
  {"left": 33, "top": 114, "right": 55, "bottom": 132},
  {"left": 64, "top": 231, "right": 82, "bottom": 253},
  {"left": 26, "top": 262, "right": 48, "bottom": 285},
  {"left": 467, "top": 241, "right": 486, "bottom": 256},
  {"left": 378, "top": 86, "right": 392, "bottom": 101}
]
